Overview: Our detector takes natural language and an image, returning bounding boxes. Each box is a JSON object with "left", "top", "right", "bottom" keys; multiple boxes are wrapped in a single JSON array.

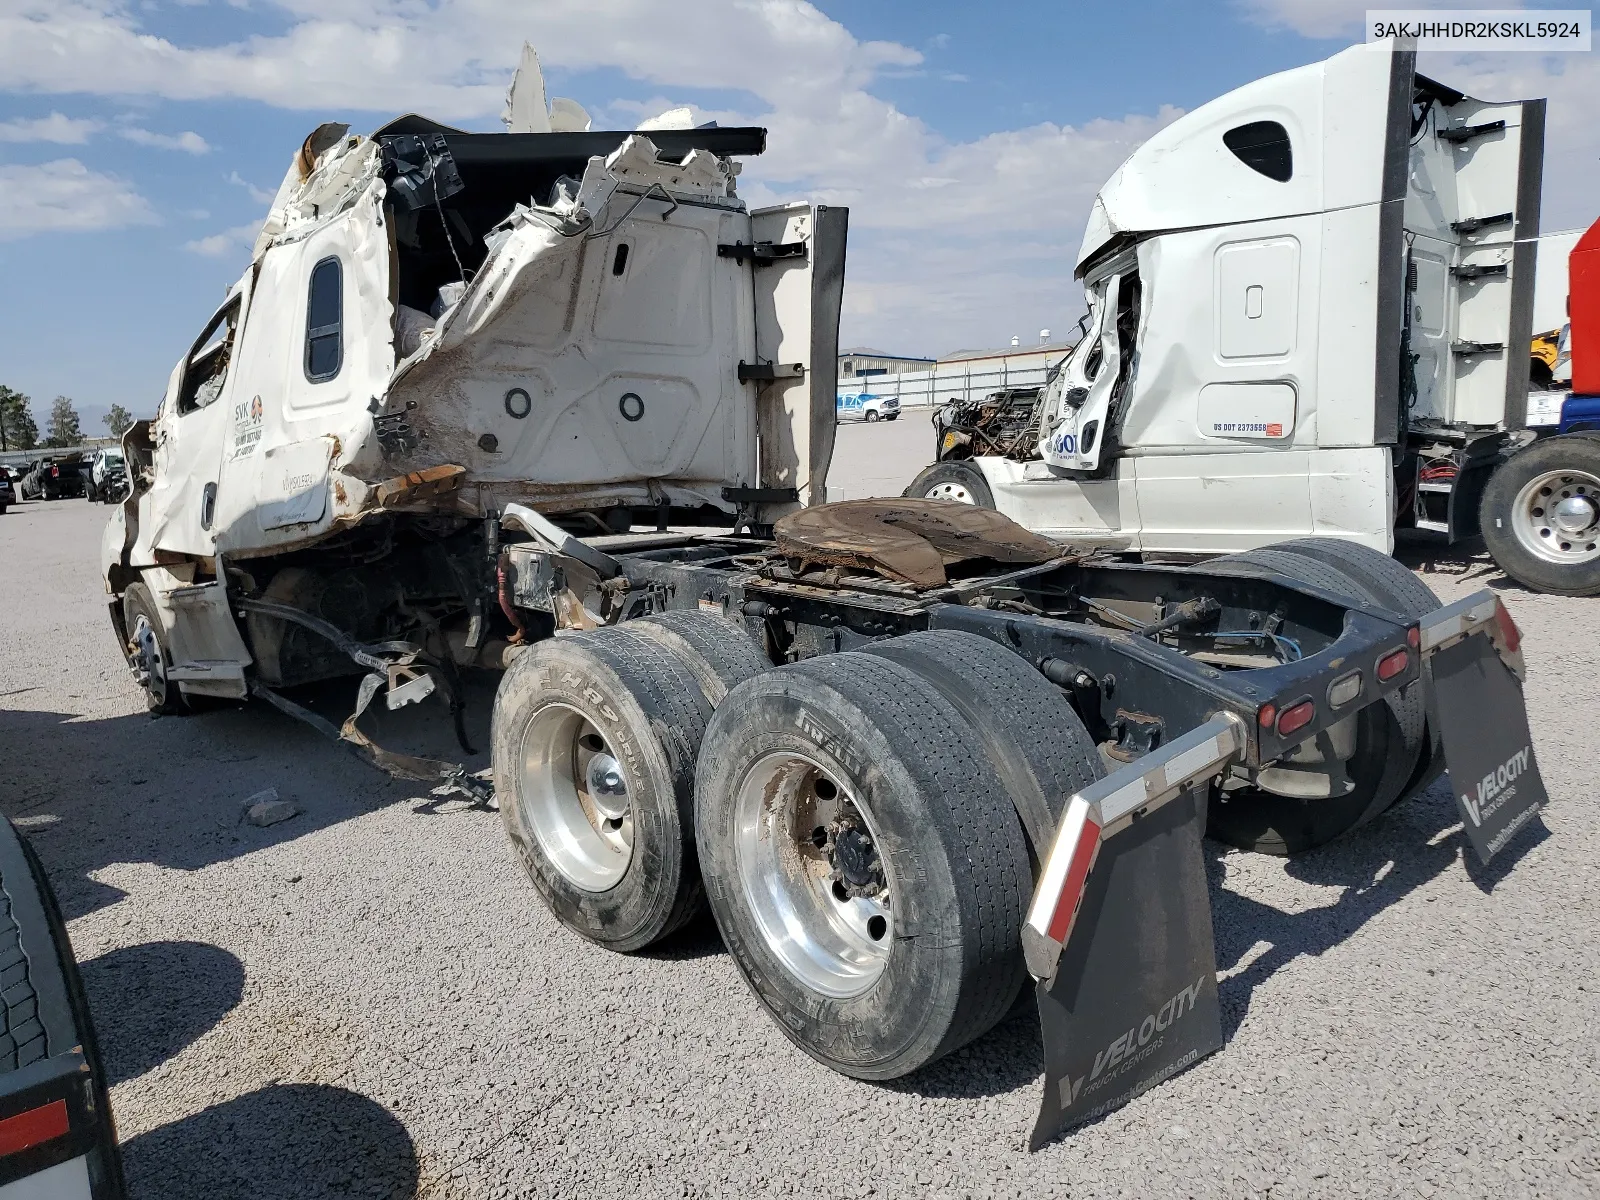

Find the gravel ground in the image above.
[{"left": 2, "top": 447, "right": 1597, "bottom": 1198}]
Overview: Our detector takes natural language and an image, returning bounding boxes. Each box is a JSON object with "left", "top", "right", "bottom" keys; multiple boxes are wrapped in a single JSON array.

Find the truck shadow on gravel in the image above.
[
  {"left": 80, "top": 941, "right": 245, "bottom": 1087},
  {"left": 1395, "top": 538, "right": 1536, "bottom": 595},
  {"left": 1209, "top": 783, "right": 1547, "bottom": 1040},
  {"left": 0, "top": 680, "right": 496, "bottom": 922},
  {"left": 120, "top": 1082, "right": 419, "bottom": 1200},
  {"left": 897, "top": 782, "right": 1548, "bottom": 1102}
]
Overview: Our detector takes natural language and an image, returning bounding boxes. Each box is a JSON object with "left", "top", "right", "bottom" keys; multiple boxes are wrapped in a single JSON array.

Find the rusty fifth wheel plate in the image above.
[{"left": 773, "top": 498, "right": 1059, "bottom": 587}]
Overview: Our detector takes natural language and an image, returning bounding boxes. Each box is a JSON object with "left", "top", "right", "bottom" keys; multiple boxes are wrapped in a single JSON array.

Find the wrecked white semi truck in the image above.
[
  {"left": 104, "top": 52, "right": 1547, "bottom": 1147},
  {"left": 908, "top": 43, "right": 1600, "bottom": 594}
]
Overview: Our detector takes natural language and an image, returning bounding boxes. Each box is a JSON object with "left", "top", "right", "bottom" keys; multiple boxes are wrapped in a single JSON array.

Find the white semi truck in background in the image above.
[{"left": 908, "top": 41, "right": 1600, "bottom": 596}]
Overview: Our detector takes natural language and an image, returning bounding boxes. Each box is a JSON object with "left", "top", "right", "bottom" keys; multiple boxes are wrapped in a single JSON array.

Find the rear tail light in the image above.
[
  {"left": 0, "top": 1099, "right": 69, "bottom": 1157},
  {"left": 1377, "top": 647, "right": 1410, "bottom": 681},
  {"left": 1275, "top": 699, "right": 1315, "bottom": 737},
  {"left": 1327, "top": 671, "right": 1363, "bottom": 708},
  {"left": 50, "top": 466, "right": 58, "bottom": 477},
  {"left": 1493, "top": 598, "right": 1522, "bottom": 654}
]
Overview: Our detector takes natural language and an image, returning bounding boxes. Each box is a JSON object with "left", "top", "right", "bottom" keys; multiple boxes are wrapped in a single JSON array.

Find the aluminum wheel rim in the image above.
[
  {"left": 518, "top": 703, "right": 634, "bottom": 892},
  {"left": 1513, "top": 468, "right": 1600, "bottom": 565},
  {"left": 733, "top": 751, "right": 892, "bottom": 999},
  {"left": 924, "top": 481, "right": 975, "bottom": 504},
  {"left": 129, "top": 613, "right": 167, "bottom": 707}
]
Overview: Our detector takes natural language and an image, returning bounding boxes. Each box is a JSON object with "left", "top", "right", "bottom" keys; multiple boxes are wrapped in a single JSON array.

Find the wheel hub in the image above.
[
  {"left": 517, "top": 706, "right": 635, "bottom": 891},
  {"left": 827, "top": 817, "right": 884, "bottom": 897},
  {"left": 926, "top": 481, "right": 975, "bottom": 504},
  {"left": 1551, "top": 494, "right": 1598, "bottom": 536},
  {"left": 1513, "top": 468, "right": 1600, "bottom": 564},
  {"left": 128, "top": 614, "right": 166, "bottom": 702},
  {"left": 733, "top": 754, "right": 893, "bottom": 998},
  {"left": 584, "top": 752, "right": 629, "bottom": 821}
]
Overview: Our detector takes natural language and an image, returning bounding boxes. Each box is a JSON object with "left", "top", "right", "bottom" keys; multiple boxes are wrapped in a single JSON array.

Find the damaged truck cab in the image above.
[{"left": 103, "top": 110, "right": 844, "bottom": 708}]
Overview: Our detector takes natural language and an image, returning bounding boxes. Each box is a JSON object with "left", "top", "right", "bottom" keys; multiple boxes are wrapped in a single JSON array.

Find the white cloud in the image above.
[
  {"left": 183, "top": 219, "right": 261, "bottom": 257},
  {"left": 0, "top": 112, "right": 104, "bottom": 144},
  {"left": 1422, "top": 49, "right": 1600, "bottom": 232},
  {"left": 0, "top": 159, "right": 157, "bottom": 239},
  {"left": 1232, "top": 0, "right": 1369, "bottom": 38},
  {"left": 227, "top": 169, "right": 274, "bottom": 204},
  {"left": 0, "top": 0, "right": 1175, "bottom": 350},
  {"left": 119, "top": 126, "right": 210, "bottom": 153}
]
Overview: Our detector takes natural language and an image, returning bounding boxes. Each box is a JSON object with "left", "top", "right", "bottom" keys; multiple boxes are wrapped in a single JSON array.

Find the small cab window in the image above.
[
  {"left": 1224, "top": 120, "right": 1293, "bottom": 183},
  {"left": 179, "top": 296, "right": 242, "bottom": 413},
  {"left": 305, "top": 256, "right": 343, "bottom": 382}
]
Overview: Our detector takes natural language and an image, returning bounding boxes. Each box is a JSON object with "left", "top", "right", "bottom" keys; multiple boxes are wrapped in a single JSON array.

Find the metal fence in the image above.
[
  {"left": 0, "top": 438, "right": 120, "bottom": 469},
  {"left": 837, "top": 363, "right": 1054, "bottom": 410}
]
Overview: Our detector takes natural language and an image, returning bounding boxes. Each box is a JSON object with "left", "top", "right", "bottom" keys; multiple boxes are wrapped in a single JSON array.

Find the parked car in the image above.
[
  {"left": 85, "top": 450, "right": 126, "bottom": 504},
  {"left": 836, "top": 390, "right": 900, "bottom": 423},
  {"left": 20, "top": 458, "right": 87, "bottom": 501},
  {"left": 0, "top": 814, "right": 126, "bottom": 1197},
  {"left": 0, "top": 469, "right": 13, "bottom": 513}
]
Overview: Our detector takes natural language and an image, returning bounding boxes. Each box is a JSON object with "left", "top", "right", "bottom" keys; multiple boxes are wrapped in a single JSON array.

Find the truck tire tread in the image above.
[{"left": 696, "top": 651, "right": 1031, "bottom": 1078}]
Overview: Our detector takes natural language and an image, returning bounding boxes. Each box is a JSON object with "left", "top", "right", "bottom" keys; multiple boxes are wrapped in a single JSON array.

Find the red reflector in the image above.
[
  {"left": 1377, "top": 648, "right": 1410, "bottom": 681},
  {"left": 1045, "top": 815, "right": 1102, "bottom": 944},
  {"left": 1275, "top": 700, "right": 1315, "bottom": 737},
  {"left": 50, "top": 467, "right": 58, "bottom": 477},
  {"left": 1493, "top": 598, "right": 1522, "bottom": 654},
  {"left": 1407, "top": 625, "right": 1420, "bottom": 650},
  {"left": 1257, "top": 703, "right": 1277, "bottom": 729},
  {"left": 0, "top": 1099, "right": 69, "bottom": 1157}
]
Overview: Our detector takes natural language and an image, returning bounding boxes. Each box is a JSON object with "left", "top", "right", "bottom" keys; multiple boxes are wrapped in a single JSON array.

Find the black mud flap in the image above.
[
  {"left": 1429, "top": 631, "right": 1548, "bottom": 863},
  {"left": 1030, "top": 785, "right": 1223, "bottom": 1150}
]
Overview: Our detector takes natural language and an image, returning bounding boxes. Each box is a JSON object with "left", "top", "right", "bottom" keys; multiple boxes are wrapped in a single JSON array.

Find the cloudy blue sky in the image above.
[{"left": 1, "top": 0, "right": 1596, "bottom": 428}]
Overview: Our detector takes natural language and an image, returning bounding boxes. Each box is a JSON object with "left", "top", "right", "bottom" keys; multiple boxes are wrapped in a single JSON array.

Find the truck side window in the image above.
[
  {"left": 305, "top": 256, "right": 343, "bottom": 382},
  {"left": 178, "top": 296, "right": 241, "bottom": 414},
  {"left": 1223, "top": 120, "right": 1292, "bottom": 182}
]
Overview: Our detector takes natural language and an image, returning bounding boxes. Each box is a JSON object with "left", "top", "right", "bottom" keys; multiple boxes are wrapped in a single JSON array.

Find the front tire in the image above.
[
  {"left": 903, "top": 460, "right": 995, "bottom": 508},
  {"left": 864, "top": 410, "right": 880, "bottom": 423},
  {"left": 1480, "top": 435, "right": 1600, "bottom": 595},
  {"left": 695, "top": 652, "right": 1031, "bottom": 1079},
  {"left": 122, "top": 582, "right": 186, "bottom": 716}
]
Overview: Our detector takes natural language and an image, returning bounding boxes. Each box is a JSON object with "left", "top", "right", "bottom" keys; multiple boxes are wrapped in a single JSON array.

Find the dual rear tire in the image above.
[
  {"left": 491, "top": 617, "right": 1101, "bottom": 1079},
  {"left": 1204, "top": 538, "right": 1440, "bottom": 854}
]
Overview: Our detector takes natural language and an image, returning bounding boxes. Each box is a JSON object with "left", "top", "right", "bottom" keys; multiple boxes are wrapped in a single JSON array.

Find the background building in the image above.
[
  {"left": 934, "top": 334, "right": 1079, "bottom": 384},
  {"left": 838, "top": 347, "right": 936, "bottom": 378}
]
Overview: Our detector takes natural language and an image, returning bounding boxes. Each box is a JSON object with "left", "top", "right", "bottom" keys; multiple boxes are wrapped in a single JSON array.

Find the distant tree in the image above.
[
  {"left": 0, "top": 387, "right": 38, "bottom": 452},
  {"left": 103, "top": 403, "right": 135, "bottom": 439},
  {"left": 43, "top": 395, "right": 83, "bottom": 448}
]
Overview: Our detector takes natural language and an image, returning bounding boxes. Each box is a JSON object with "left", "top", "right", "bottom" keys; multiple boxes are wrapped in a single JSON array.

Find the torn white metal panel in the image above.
[
  {"left": 503, "top": 44, "right": 552, "bottom": 134},
  {"left": 380, "top": 135, "right": 763, "bottom": 514},
  {"left": 504, "top": 43, "right": 591, "bottom": 134},
  {"left": 144, "top": 566, "right": 254, "bottom": 697}
]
